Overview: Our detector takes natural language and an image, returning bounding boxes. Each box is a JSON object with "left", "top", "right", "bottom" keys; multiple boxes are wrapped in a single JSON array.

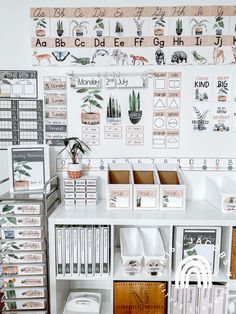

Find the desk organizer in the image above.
[
  {"left": 63, "top": 292, "right": 102, "bottom": 314},
  {"left": 120, "top": 227, "right": 142, "bottom": 276},
  {"left": 140, "top": 228, "right": 166, "bottom": 276},
  {"left": 157, "top": 163, "right": 186, "bottom": 210},
  {"left": 107, "top": 163, "right": 133, "bottom": 210},
  {"left": 206, "top": 176, "right": 236, "bottom": 213},
  {"left": 132, "top": 163, "right": 160, "bottom": 210}
]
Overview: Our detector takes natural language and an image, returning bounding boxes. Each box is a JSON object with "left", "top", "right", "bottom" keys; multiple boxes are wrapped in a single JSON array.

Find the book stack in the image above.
[
  {"left": 64, "top": 177, "right": 98, "bottom": 205},
  {"left": 55, "top": 225, "right": 109, "bottom": 277},
  {"left": 170, "top": 284, "right": 227, "bottom": 314},
  {"left": 231, "top": 228, "right": 236, "bottom": 279}
]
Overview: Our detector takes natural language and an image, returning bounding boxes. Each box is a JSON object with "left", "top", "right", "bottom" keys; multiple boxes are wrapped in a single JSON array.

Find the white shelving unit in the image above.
[{"left": 48, "top": 200, "right": 236, "bottom": 314}]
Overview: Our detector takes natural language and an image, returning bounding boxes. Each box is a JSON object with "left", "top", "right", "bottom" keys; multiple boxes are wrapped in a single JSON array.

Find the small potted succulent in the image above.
[
  {"left": 57, "top": 20, "right": 64, "bottom": 37},
  {"left": 107, "top": 96, "right": 121, "bottom": 125},
  {"left": 213, "top": 12, "right": 224, "bottom": 36},
  {"left": 57, "top": 137, "right": 91, "bottom": 179},
  {"left": 176, "top": 18, "right": 183, "bottom": 36},
  {"left": 152, "top": 16, "right": 166, "bottom": 36},
  {"left": 93, "top": 18, "right": 104, "bottom": 37},
  {"left": 128, "top": 90, "right": 142, "bottom": 124},
  {"left": 190, "top": 18, "right": 209, "bottom": 36},
  {"left": 218, "top": 85, "right": 228, "bottom": 102},
  {"left": 133, "top": 17, "right": 145, "bottom": 36},
  {"left": 115, "top": 21, "right": 124, "bottom": 36},
  {"left": 34, "top": 18, "right": 47, "bottom": 37}
]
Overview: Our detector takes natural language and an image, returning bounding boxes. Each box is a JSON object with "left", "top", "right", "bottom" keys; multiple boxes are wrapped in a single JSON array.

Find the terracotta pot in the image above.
[
  {"left": 67, "top": 163, "right": 83, "bottom": 179},
  {"left": 218, "top": 95, "right": 226, "bottom": 102},
  {"left": 195, "top": 27, "right": 203, "bottom": 35},
  {"left": 14, "top": 180, "right": 29, "bottom": 191},
  {"left": 154, "top": 28, "right": 164, "bottom": 36},
  {"left": 76, "top": 28, "right": 84, "bottom": 36},
  {"left": 81, "top": 112, "right": 100, "bottom": 125},
  {"left": 36, "top": 29, "right": 45, "bottom": 37}
]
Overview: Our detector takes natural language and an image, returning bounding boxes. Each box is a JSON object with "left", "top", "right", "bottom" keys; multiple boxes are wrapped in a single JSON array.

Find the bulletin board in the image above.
[{"left": 1, "top": 0, "right": 236, "bottom": 163}]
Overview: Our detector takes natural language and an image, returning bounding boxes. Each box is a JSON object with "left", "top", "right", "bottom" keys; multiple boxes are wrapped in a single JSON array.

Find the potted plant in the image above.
[
  {"left": 176, "top": 18, "right": 183, "bottom": 36},
  {"left": 115, "top": 21, "right": 124, "bottom": 36},
  {"left": 13, "top": 161, "right": 32, "bottom": 191},
  {"left": 193, "top": 106, "right": 209, "bottom": 131},
  {"left": 34, "top": 18, "right": 47, "bottom": 37},
  {"left": 57, "top": 20, "right": 64, "bottom": 37},
  {"left": 128, "top": 90, "right": 142, "bottom": 124},
  {"left": 107, "top": 96, "right": 121, "bottom": 125},
  {"left": 93, "top": 18, "right": 104, "bottom": 37},
  {"left": 57, "top": 137, "right": 91, "bottom": 179},
  {"left": 190, "top": 18, "right": 209, "bottom": 36},
  {"left": 213, "top": 13, "right": 224, "bottom": 35},
  {"left": 71, "top": 20, "right": 89, "bottom": 36},
  {"left": 152, "top": 16, "right": 166, "bottom": 36},
  {"left": 133, "top": 17, "right": 145, "bottom": 36},
  {"left": 218, "top": 85, "right": 228, "bottom": 101},
  {"left": 78, "top": 88, "right": 104, "bottom": 125}
]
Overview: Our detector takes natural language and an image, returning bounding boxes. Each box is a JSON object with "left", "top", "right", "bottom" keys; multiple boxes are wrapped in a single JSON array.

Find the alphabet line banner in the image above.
[
  {"left": 30, "top": 5, "right": 236, "bottom": 67},
  {"left": 67, "top": 71, "right": 180, "bottom": 149}
]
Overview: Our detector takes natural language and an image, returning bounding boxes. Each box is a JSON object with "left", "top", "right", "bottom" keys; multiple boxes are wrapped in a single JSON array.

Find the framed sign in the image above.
[{"left": 8, "top": 145, "right": 50, "bottom": 193}]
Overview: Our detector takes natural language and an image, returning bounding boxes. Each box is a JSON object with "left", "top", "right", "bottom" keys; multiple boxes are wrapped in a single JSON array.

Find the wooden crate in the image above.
[{"left": 114, "top": 281, "right": 167, "bottom": 314}]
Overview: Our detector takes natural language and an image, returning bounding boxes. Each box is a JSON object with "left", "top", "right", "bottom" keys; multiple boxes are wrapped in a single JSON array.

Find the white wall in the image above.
[{"left": 0, "top": 0, "right": 235, "bottom": 197}]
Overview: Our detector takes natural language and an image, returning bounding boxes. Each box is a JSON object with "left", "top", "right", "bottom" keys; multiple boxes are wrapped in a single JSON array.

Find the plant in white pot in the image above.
[{"left": 58, "top": 137, "right": 91, "bottom": 179}]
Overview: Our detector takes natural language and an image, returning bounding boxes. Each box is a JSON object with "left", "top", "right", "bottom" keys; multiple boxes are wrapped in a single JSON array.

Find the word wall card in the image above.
[
  {"left": 30, "top": 6, "right": 236, "bottom": 67},
  {"left": 0, "top": 100, "right": 43, "bottom": 148},
  {"left": 152, "top": 72, "right": 181, "bottom": 148},
  {"left": 44, "top": 76, "right": 68, "bottom": 146}
]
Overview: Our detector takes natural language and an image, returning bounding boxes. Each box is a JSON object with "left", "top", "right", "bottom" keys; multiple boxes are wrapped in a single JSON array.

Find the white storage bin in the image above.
[
  {"left": 63, "top": 292, "right": 101, "bottom": 314},
  {"left": 140, "top": 228, "right": 166, "bottom": 276},
  {"left": 107, "top": 163, "right": 133, "bottom": 210},
  {"left": 157, "top": 163, "right": 186, "bottom": 210},
  {"left": 120, "top": 228, "right": 142, "bottom": 276},
  {"left": 132, "top": 163, "right": 160, "bottom": 210},
  {"left": 206, "top": 176, "right": 236, "bottom": 213}
]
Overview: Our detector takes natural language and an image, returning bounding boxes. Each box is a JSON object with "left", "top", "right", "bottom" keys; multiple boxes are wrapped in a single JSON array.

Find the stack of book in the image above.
[{"left": 55, "top": 225, "right": 109, "bottom": 277}]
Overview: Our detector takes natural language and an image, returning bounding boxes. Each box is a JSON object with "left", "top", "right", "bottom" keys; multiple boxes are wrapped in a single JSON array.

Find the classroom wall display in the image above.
[
  {"left": 30, "top": 5, "right": 236, "bottom": 67},
  {"left": 67, "top": 71, "right": 180, "bottom": 148},
  {"left": 0, "top": 100, "right": 44, "bottom": 149},
  {"left": 43, "top": 76, "right": 68, "bottom": 146},
  {"left": 0, "top": 71, "right": 37, "bottom": 98},
  {"left": 8, "top": 145, "right": 50, "bottom": 193},
  {"left": 192, "top": 74, "right": 235, "bottom": 132}
]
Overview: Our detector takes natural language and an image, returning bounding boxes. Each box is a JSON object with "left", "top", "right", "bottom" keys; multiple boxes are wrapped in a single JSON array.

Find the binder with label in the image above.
[
  {"left": 64, "top": 227, "right": 71, "bottom": 276},
  {"left": 94, "top": 226, "right": 101, "bottom": 276},
  {"left": 87, "top": 226, "right": 94, "bottom": 276},
  {"left": 102, "top": 226, "right": 109, "bottom": 276},
  {"left": 72, "top": 227, "right": 78, "bottom": 275},
  {"left": 55, "top": 227, "right": 63, "bottom": 276},
  {"left": 80, "top": 227, "right": 86, "bottom": 276}
]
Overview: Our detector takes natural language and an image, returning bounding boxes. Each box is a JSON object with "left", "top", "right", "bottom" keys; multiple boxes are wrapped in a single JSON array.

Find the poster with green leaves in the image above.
[{"left": 8, "top": 145, "right": 49, "bottom": 193}]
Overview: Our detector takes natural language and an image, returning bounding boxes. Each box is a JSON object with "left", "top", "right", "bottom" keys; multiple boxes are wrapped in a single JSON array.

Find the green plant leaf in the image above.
[
  {"left": 98, "top": 22, "right": 104, "bottom": 29},
  {"left": 94, "top": 94, "right": 103, "bottom": 100},
  {"left": 89, "top": 89, "right": 101, "bottom": 94},
  {"left": 89, "top": 100, "right": 102, "bottom": 108},
  {"left": 96, "top": 18, "right": 103, "bottom": 23},
  {"left": 218, "top": 21, "right": 224, "bottom": 28},
  {"left": 2, "top": 205, "right": 14, "bottom": 213},
  {"left": 8, "top": 253, "right": 19, "bottom": 259},
  {"left": 77, "top": 88, "right": 88, "bottom": 93},
  {"left": 7, "top": 216, "right": 17, "bottom": 225},
  {"left": 23, "top": 165, "right": 32, "bottom": 170},
  {"left": 0, "top": 217, "right": 6, "bottom": 225},
  {"left": 11, "top": 245, "right": 20, "bottom": 250}
]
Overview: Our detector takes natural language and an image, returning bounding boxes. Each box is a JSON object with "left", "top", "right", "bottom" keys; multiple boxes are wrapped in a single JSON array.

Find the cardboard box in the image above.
[
  {"left": 157, "top": 164, "right": 186, "bottom": 210},
  {"left": 231, "top": 228, "right": 236, "bottom": 279},
  {"left": 132, "top": 163, "right": 160, "bottom": 210},
  {"left": 206, "top": 176, "right": 236, "bottom": 213},
  {"left": 107, "top": 163, "right": 133, "bottom": 210}
]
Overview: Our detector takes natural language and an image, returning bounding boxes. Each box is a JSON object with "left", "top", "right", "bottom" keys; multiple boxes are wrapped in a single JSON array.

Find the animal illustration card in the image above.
[
  {"left": 90, "top": 48, "right": 111, "bottom": 66},
  {"left": 151, "top": 47, "right": 168, "bottom": 66},
  {"left": 110, "top": 48, "right": 150, "bottom": 66},
  {"left": 193, "top": 75, "right": 212, "bottom": 102},
  {"left": 69, "top": 48, "right": 91, "bottom": 66},
  {"left": 189, "top": 47, "right": 210, "bottom": 66},
  {"left": 168, "top": 47, "right": 189, "bottom": 66}
]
